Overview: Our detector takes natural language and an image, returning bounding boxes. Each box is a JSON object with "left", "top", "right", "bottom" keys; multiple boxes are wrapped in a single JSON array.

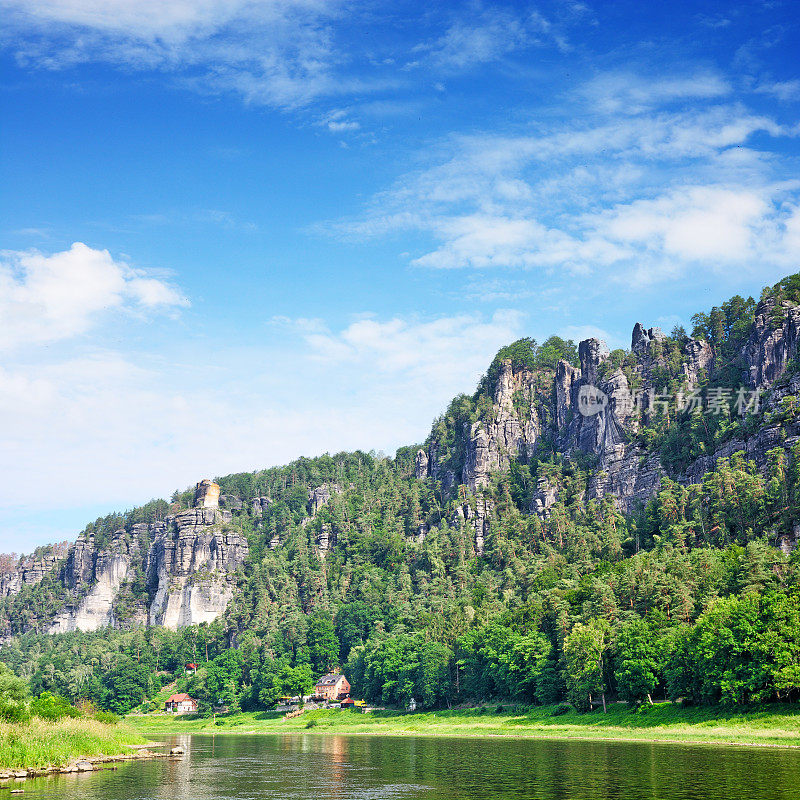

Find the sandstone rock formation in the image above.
[
  {"left": 414, "top": 449, "right": 429, "bottom": 479},
  {"left": 451, "top": 496, "right": 494, "bottom": 556},
  {"left": 50, "top": 530, "right": 142, "bottom": 633},
  {"left": 308, "top": 484, "right": 342, "bottom": 515},
  {"left": 744, "top": 297, "right": 800, "bottom": 388},
  {"left": 531, "top": 478, "right": 558, "bottom": 518},
  {"left": 146, "top": 508, "right": 248, "bottom": 630},
  {"left": 194, "top": 480, "right": 220, "bottom": 509},
  {"left": 250, "top": 497, "right": 272, "bottom": 517},
  {"left": 462, "top": 359, "right": 542, "bottom": 490},
  {"left": 0, "top": 553, "right": 59, "bottom": 598},
  {"left": 419, "top": 298, "right": 800, "bottom": 521}
]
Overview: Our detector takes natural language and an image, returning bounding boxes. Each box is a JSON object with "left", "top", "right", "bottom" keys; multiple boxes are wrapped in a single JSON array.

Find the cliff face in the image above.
[
  {"left": 50, "top": 530, "right": 143, "bottom": 633},
  {"left": 0, "top": 553, "right": 59, "bottom": 598},
  {"left": 420, "top": 296, "right": 800, "bottom": 531},
  {"left": 36, "top": 481, "right": 248, "bottom": 633}
]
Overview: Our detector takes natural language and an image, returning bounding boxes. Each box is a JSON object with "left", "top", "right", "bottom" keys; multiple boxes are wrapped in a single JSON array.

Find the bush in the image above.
[
  {"left": 31, "top": 692, "right": 81, "bottom": 721},
  {"left": 495, "top": 705, "right": 505, "bottom": 714},
  {"left": 0, "top": 664, "right": 29, "bottom": 723},
  {"left": 551, "top": 703, "right": 572, "bottom": 717},
  {"left": 305, "top": 719, "right": 318, "bottom": 729},
  {"left": 0, "top": 702, "right": 30, "bottom": 724}
]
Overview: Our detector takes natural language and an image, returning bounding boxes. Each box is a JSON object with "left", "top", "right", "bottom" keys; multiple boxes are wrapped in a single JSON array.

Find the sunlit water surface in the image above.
[{"left": 11, "top": 733, "right": 800, "bottom": 800}]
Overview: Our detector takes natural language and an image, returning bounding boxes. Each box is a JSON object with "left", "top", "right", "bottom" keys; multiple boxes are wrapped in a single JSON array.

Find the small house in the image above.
[
  {"left": 314, "top": 672, "right": 351, "bottom": 701},
  {"left": 185, "top": 663, "right": 198, "bottom": 675},
  {"left": 165, "top": 693, "right": 198, "bottom": 714}
]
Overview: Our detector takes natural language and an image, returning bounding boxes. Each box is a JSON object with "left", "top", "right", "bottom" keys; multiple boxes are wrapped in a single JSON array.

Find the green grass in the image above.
[
  {"left": 0, "top": 718, "right": 147, "bottom": 771},
  {"left": 126, "top": 702, "right": 800, "bottom": 748}
]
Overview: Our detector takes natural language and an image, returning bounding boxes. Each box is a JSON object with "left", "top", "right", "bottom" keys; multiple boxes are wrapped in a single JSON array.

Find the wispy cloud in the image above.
[
  {"left": 0, "top": 309, "right": 525, "bottom": 532},
  {"left": 410, "top": 5, "right": 564, "bottom": 71},
  {"left": 755, "top": 79, "right": 800, "bottom": 101},
  {"left": 578, "top": 71, "right": 732, "bottom": 114},
  {"left": 327, "top": 82, "right": 800, "bottom": 283},
  {"left": 1, "top": 0, "right": 377, "bottom": 110}
]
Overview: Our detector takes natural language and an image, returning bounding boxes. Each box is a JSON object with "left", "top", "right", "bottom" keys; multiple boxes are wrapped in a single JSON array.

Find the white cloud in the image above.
[
  {"left": 580, "top": 71, "right": 731, "bottom": 114},
  {"left": 1, "top": 0, "right": 369, "bottom": 109},
  {"left": 288, "top": 309, "right": 525, "bottom": 386},
  {"left": 3, "top": 0, "right": 252, "bottom": 40},
  {"left": 413, "top": 6, "right": 560, "bottom": 70},
  {"left": 329, "top": 85, "right": 799, "bottom": 281},
  {"left": 755, "top": 79, "right": 800, "bottom": 101},
  {"left": 0, "top": 242, "right": 188, "bottom": 349},
  {"left": 590, "top": 184, "right": 800, "bottom": 283},
  {"left": 408, "top": 214, "right": 627, "bottom": 271},
  {"left": 318, "top": 108, "right": 360, "bottom": 133}
]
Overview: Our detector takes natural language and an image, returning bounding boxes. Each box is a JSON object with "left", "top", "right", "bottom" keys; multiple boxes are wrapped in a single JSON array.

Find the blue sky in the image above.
[{"left": 1, "top": 0, "right": 799, "bottom": 552}]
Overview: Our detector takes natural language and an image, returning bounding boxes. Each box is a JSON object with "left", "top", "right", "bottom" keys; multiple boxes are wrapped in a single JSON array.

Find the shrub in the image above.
[
  {"left": 31, "top": 692, "right": 81, "bottom": 721},
  {"left": 551, "top": 703, "right": 572, "bottom": 717}
]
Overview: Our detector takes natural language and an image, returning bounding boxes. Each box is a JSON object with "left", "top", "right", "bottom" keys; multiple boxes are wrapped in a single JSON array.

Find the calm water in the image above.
[{"left": 10, "top": 734, "right": 800, "bottom": 800}]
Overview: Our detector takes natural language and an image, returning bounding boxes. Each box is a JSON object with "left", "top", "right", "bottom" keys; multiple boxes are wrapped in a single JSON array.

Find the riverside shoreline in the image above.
[
  {"left": 126, "top": 703, "right": 800, "bottom": 748},
  {"left": 0, "top": 718, "right": 155, "bottom": 775}
]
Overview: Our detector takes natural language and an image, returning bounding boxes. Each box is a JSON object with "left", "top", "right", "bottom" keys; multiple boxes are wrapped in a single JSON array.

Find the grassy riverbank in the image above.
[
  {"left": 0, "top": 718, "right": 148, "bottom": 771},
  {"left": 126, "top": 702, "right": 800, "bottom": 747}
]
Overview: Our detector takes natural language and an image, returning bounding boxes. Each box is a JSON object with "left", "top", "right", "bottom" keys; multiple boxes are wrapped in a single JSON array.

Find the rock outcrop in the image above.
[
  {"left": 308, "top": 484, "right": 342, "bottom": 515},
  {"left": 420, "top": 299, "right": 800, "bottom": 517},
  {"left": 744, "top": 297, "right": 800, "bottom": 388},
  {"left": 146, "top": 508, "right": 248, "bottom": 630},
  {"left": 531, "top": 478, "right": 558, "bottom": 518},
  {"left": 27, "top": 478, "right": 251, "bottom": 634},
  {"left": 250, "top": 497, "right": 272, "bottom": 517},
  {"left": 194, "top": 480, "right": 220, "bottom": 509},
  {"left": 50, "top": 530, "right": 143, "bottom": 633},
  {"left": 462, "top": 359, "right": 542, "bottom": 490},
  {"left": 0, "top": 553, "right": 59, "bottom": 598},
  {"left": 451, "top": 496, "right": 494, "bottom": 556},
  {"left": 683, "top": 338, "right": 714, "bottom": 388},
  {"left": 414, "top": 449, "right": 429, "bottom": 479}
]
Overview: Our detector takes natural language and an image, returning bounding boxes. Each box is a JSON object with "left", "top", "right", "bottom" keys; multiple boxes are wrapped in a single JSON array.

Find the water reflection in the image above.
[{"left": 9, "top": 733, "right": 800, "bottom": 800}]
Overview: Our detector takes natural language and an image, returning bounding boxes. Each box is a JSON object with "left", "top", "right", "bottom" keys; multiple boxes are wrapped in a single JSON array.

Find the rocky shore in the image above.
[{"left": 0, "top": 745, "right": 179, "bottom": 785}]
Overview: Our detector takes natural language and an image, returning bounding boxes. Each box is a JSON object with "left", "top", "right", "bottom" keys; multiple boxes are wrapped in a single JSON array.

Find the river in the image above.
[{"left": 10, "top": 734, "right": 800, "bottom": 799}]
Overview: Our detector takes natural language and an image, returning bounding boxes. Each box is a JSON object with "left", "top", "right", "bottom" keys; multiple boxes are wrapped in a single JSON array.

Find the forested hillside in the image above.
[{"left": 2, "top": 273, "right": 800, "bottom": 715}]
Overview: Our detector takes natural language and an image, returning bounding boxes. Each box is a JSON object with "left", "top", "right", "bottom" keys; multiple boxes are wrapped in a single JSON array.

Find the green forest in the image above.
[{"left": 2, "top": 274, "right": 800, "bottom": 719}]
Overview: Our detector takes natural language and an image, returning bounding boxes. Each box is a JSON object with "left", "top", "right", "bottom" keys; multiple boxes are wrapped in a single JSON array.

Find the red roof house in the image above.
[{"left": 165, "top": 693, "right": 198, "bottom": 714}]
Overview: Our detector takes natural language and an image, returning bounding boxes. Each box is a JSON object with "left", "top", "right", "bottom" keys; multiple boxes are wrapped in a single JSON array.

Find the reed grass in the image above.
[{"left": 0, "top": 717, "right": 146, "bottom": 771}]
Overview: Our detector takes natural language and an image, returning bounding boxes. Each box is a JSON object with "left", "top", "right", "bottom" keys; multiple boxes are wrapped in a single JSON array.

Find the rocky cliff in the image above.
[
  {"left": 0, "top": 552, "right": 60, "bottom": 598},
  {"left": 418, "top": 293, "right": 800, "bottom": 552},
  {"left": 146, "top": 507, "right": 248, "bottom": 630},
  {"left": 4, "top": 481, "right": 249, "bottom": 634}
]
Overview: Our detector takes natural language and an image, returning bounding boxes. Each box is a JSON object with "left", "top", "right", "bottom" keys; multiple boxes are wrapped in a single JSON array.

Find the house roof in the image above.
[
  {"left": 315, "top": 673, "right": 346, "bottom": 686},
  {"left": 166, "top": 693, "right": 195, "bottom": 703}
]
